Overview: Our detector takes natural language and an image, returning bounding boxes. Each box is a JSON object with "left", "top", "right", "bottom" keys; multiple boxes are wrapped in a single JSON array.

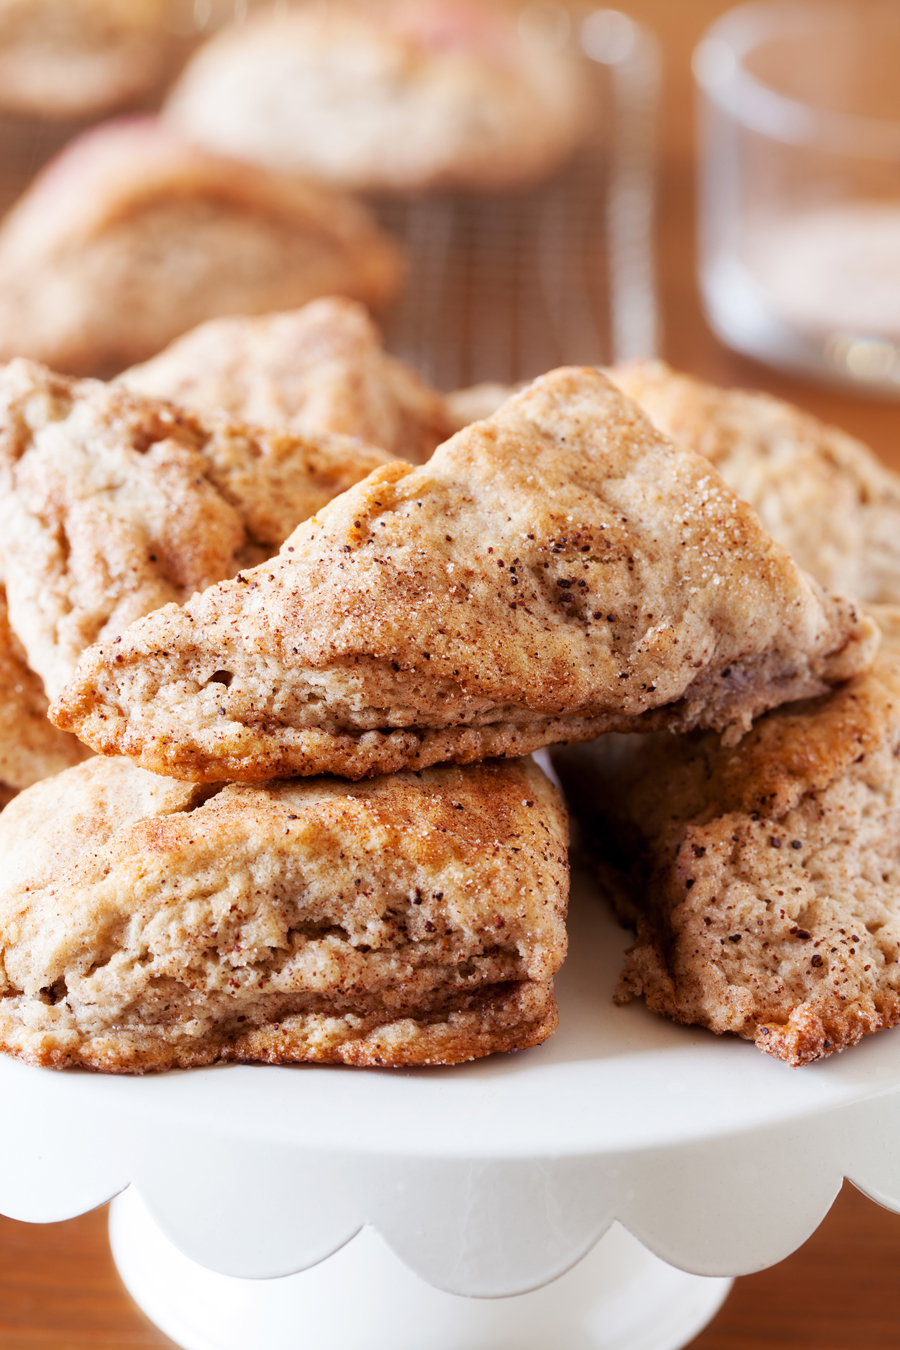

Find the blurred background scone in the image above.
[
  {"left": 164, "top": 0, "right": 592, "bottom": 192},
  {"left": 0, "top": 0, "right": 171, "bottom": 119},
  {"left": 0, "top": 117, "right": 403, "bottom": 375}
]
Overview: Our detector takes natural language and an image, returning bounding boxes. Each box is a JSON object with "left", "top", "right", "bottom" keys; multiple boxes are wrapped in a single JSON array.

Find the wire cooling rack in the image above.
[
  {"left": 374, "top": 8, "right": 661, "bottom": 390},
  {"left": 0, "top": 5, "right": 659, "bottom": 391}
]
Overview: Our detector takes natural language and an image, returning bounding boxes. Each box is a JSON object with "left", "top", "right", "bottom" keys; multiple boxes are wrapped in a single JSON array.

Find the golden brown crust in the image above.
[
  {"left": 0, "top": 984, "right": 558, "bottom": 1073},
  {"left": 0, "top": 358, "right": 390, "bottom": 700},
  {"left": 121, "top": 299, "right": 453, "bottom": 465},
  {"left": 609, "top": 360, "right": 900, "bottom": 604},
  {"left": 0, "top": 584, "right": 88, "bottom": 791},
  {"left": 0, "top": 118, "right": 403, "bottom": 376},
  {"left": 0, "top": 754, "right": 568, "bottom": 1071},
  {"left": 53, "top": 366, "right": 877, "bottom": 781},
  {"left": 554, "top": 607, "right": 900, "bottom": 1066}
]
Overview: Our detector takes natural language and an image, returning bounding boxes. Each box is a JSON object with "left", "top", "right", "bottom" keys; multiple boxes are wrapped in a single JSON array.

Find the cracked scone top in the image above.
[
  {"left": 120, "top": 298, "right": 453, "bottom": 465},
  {"left": 0, "top": 754, "right": 568, "bottom": 1072},
  {"left": 0, "top": 358, "right": 390, "bottom": 702},
  {"left": 52, "top": 367, "right": 878, "bottom": 782},
  {"left": 554, "top": 606, "right": 900, "bottom": 1066}
]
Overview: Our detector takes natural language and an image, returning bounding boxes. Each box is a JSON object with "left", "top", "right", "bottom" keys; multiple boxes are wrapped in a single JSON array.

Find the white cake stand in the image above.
[{"left": 3, "top": 866, "right": 900, "bottom": 1350}]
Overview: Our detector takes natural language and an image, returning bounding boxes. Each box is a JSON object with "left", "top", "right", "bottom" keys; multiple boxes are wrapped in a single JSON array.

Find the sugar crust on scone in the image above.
[
  {"left": 555, "top": 605, "right": 900, "bottom": 1066},
  {"left": 0, "top": 117, "right": 402, "bottom": 376},
  {"left": 121, "top": 299, "right": 453, "bottom": 465},
  {"left": 609, "top": 360, "right": 900, "bottom": 605},
  {"left": 0, "top": 358, "right": 390, "bottom": 701},
  {"left": 0, "top": 754, "right": 568, "bottom": 1072},
  {"left": 53, "top": 367, "right": 877, "bottom": 782}
]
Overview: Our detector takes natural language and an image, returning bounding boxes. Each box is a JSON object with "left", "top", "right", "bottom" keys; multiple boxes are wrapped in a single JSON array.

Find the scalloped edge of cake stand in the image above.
[{"left": 109, "top": 1187, "right": 732, "bottom": 1350}]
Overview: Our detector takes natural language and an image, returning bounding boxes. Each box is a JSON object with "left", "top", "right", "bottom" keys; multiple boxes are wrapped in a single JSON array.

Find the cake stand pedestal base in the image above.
[{"left": 109, "top": 1188, "right": 731, "bottom": 1350}]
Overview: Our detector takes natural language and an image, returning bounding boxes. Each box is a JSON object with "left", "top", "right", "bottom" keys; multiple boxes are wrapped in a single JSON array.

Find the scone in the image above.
[
  {"left": 164, "top": 0, "right": 591, "bottom": 192},
  {"left": 0, "top": 0, "right": 171, "bottom": 119},
  {"left": 609, "top": 360, "right": 900, "bottom": 604},
  {"left": 121, "top": 299, "right": 453, "bottom": 465},
  {"left": 0, "top": 358, "right": 390, "bottom": 700},
  {"left": 0, "top": 117, "right": 403, "bottom": 376},
  {"left": 0, "top": 754, "right": 568, "bottom": 1072},
  {"left": 53, "top": 367, "right": 877, "bottom": 783},
  {"left": 553, "top": 606, "right": 900, "bottom": 1067},
  {"left": 446, "top": 381, "right": 522, "bottom": 432},
  {"left": 0, "top": 584, "right": 88, "bottom": 793}
]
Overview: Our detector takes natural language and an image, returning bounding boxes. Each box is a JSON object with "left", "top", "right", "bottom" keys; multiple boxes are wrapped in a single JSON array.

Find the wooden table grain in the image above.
[{"left": 2, "top": 2, "right": 900, "bottom": 1346}]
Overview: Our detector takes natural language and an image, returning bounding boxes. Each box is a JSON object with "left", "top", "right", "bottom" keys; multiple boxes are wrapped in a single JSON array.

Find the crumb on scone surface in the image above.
[
  {"left": 0, "top": 358, "right": 389, "bottom": 700},
  {"left": 554, "top": 606, "right": 900, "bottom": 1066},
  {"left": 610, "top": 359, "right": 900, "bottom": 605},
  {"left": 53, "top": 366, "right": 877, "bottom": 783},
  {"left": 0, "top": 754, "right": 568, "bottom": 1072},
  {"left": 121, "top": 298, "right": 453, "bottom": 466}
]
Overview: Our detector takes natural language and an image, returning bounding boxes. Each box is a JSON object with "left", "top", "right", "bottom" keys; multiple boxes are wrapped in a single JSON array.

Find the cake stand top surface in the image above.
[
  {"left": 7, "top": 867, "right": 900, "bottom": 1155},
  {"left": 3, "top": 867, "right": 900, "bottom": 1293}
]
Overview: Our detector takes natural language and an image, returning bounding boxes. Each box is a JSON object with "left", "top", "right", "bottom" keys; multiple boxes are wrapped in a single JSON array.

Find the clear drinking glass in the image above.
[{"left": 695, "top": 1, "right": 900, "bottom": 393}]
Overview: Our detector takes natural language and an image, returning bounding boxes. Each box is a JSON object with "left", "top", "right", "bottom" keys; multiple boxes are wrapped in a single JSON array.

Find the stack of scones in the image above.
[{"left": 0, "top": 341, "right": 889, "bottom": 1071}]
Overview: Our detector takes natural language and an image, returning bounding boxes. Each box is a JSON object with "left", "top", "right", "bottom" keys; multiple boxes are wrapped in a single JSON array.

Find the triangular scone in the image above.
[
  {"left": 609, "top": 361, "right": 900, "bottom": 604},
  {"left": 0, "top": 359, "right": 390, "bottom": 700},
  {"left": 53, "top": 367, "right": 877, "bottom": 782},
  {"left": 553, "top": 607, "right": 900, "bottom": 1067},
  {"left": 120, "top": 299, "right": 453, "bottom": 465},
  {"left": 0, "top": 117, "right": 402, "bottom": 376},
  {"left": 0, "top": 754, "right": 567, "bottom": 1072},
  {"left": 0, "top": 585, "right": 89, "bottom": 793}
]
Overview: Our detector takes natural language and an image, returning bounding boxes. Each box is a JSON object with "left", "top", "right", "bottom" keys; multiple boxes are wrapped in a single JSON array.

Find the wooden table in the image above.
[{"left": 2, "top": 2, "right": 899, "bottom": 1346}]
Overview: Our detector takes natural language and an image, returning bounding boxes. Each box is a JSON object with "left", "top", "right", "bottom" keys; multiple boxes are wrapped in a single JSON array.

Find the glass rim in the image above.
[{"left": 693, "top": 0, "right": 900, "bottom": 158}]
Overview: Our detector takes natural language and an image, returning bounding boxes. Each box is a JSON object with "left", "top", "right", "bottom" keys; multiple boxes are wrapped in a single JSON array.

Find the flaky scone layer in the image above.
[
  {"left": 0, "top": 754, "right": 568, "bottom": 1072},
  {"left": 610, "top": 360, "right": 900, "bottom": 604},
  {"left": 555, "top": 606, "right": 900, "bottom": 1066},
  {"left": 54, "top": 367, "right": 876, "bottom": 782}
]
